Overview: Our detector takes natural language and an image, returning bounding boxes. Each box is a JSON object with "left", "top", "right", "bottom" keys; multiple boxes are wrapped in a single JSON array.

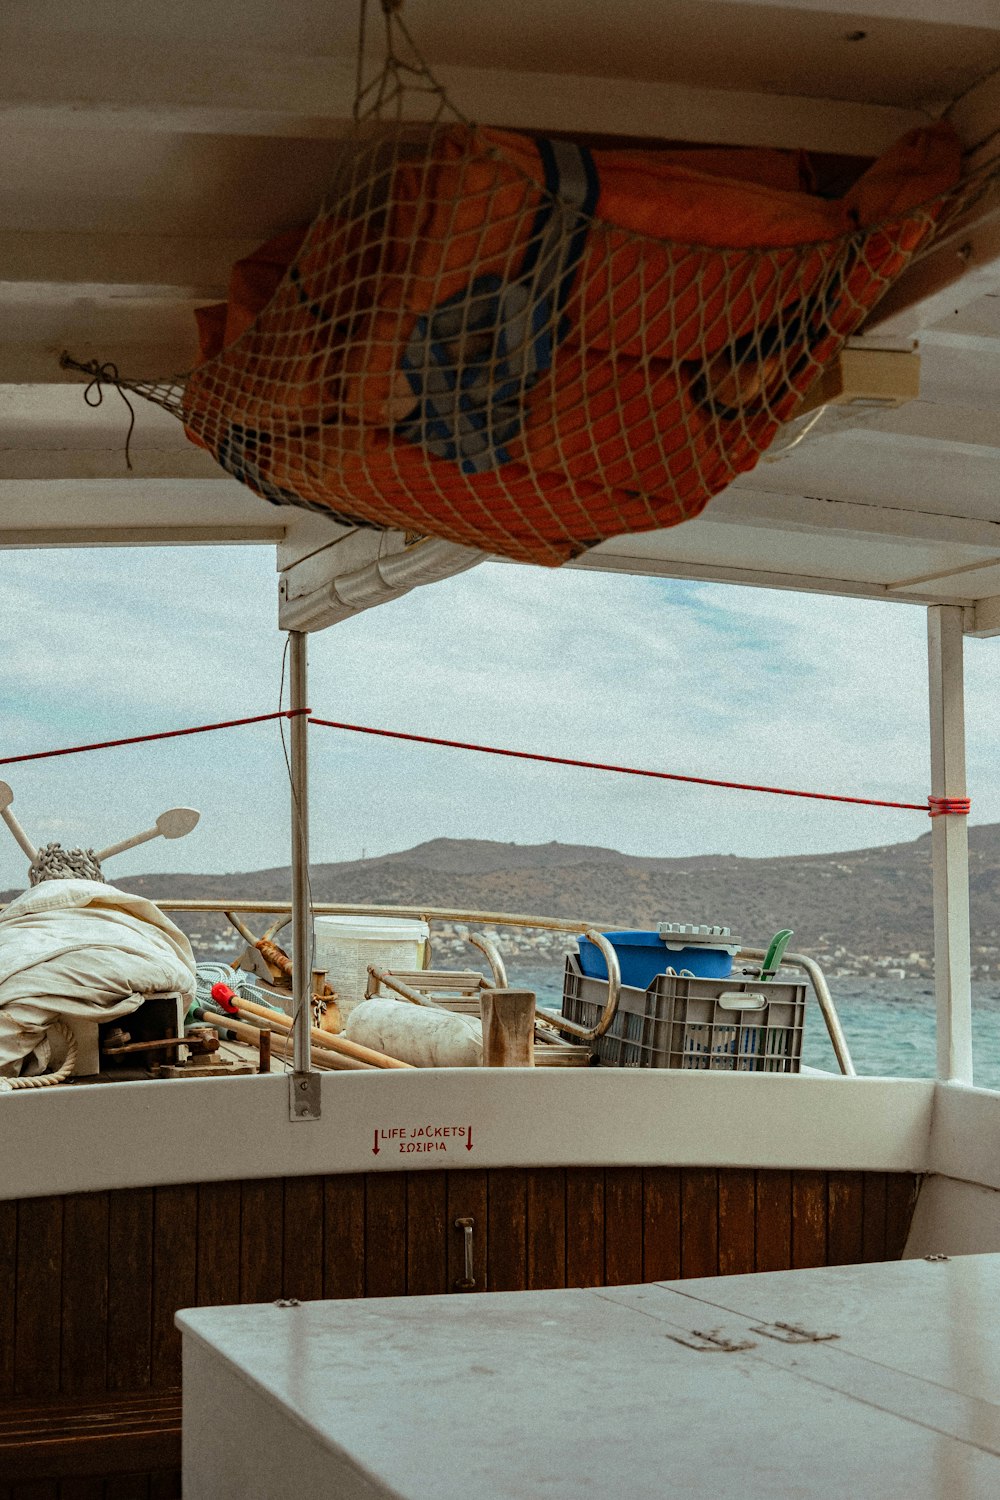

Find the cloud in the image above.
[{"left": 0, "top": 544, "right": 995, "bottom": 892}]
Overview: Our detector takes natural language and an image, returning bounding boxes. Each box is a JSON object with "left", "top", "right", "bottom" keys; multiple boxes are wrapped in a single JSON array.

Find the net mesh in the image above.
[{"left": 101, "top": 5, "right": 994, "bottom": 567}]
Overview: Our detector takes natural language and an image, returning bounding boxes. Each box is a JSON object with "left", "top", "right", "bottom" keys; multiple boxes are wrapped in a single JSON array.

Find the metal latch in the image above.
[
  {"left": 749, "top": 1320, "right": 839, "bottom": 1345},
  {"left": 667, "top": 1328, "right": 756, "bottom": 1353}
]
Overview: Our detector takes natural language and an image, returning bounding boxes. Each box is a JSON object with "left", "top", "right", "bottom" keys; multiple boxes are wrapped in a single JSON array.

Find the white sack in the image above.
[
  {"left": 344, "top": 997, "right": 482, "bottom": 1067},
  {"left": 0, "top": 879, "right": 197, "bottom": 1076}
]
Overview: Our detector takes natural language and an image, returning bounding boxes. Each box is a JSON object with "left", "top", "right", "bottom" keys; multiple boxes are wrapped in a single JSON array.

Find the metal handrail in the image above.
[
  {"left": 131, "top": 897, "right": 609, "bottom": 933},
  {"left": 467, "top": 932, "right": 508, "bottom": 989},
  {"left": 35, "top": 895, "right": 852, "bottom": 1075},
  {"left": 535, "top": 929, "right": 622, "bottom": 1043},
  {"left": 737, "top": 946, "right": 855, "bottom": 1077}
]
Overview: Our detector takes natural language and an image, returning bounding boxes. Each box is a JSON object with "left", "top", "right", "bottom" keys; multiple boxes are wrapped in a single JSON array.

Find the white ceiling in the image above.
[{"left": 1, "top": 0, "right": 999, "bottom": 625}]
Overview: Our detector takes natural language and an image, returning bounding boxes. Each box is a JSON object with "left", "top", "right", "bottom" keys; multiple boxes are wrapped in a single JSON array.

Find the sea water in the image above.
[
  {"left": 508, "top": 964, "right": 1000, "bottom": 1089},
  {"left": 796, "top": 978, "right": 1000, "bottom": 1086}
]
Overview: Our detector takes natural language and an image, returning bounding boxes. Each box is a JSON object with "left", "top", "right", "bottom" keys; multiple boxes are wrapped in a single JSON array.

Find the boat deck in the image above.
[{"left": 179, "top": 1253, "right": 1000, "bottom": 1498}]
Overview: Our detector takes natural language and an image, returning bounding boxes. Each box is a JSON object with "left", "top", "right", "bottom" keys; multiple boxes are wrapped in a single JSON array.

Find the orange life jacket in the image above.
[{"left": 185, "top": 121, "right": 961, "bottom": 565}]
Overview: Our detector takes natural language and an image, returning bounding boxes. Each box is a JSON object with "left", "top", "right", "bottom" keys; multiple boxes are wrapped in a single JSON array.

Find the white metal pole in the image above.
[
  {"left": 927, "top": 605, "right": 973, "bottom": 1084},
  {"left": 288, "top": 631, "right": 317, "bottom": 1107}
]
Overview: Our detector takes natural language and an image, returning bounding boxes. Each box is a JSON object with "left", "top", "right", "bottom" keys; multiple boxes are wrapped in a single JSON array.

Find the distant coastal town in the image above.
[
  {"left": 184, "top": 917, "right": 956, "bottom": 985},
  {"left": 30, "top": 825, "right": 999, "bottom": 991}
]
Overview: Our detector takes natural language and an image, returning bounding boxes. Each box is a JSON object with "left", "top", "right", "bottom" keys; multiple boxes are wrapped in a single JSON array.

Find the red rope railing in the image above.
[
  {"left": 0, "top": 709, "right": 970, "bottom": 817},
  {"left": 0, "top": 710, "right": 310, "bottom": 768},
  {"left": 310, "top": 717, "right": 965, "bottom": 817}
]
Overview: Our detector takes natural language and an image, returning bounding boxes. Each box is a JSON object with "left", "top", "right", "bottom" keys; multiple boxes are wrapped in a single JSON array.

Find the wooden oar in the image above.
[
  {"left": 195, "top": 1010, "right": 373, "bottom": 1072},
  {"left": 231, "top": 996, "right": 412, "bottom": 1071},
  {"left": 263, "top": 1027, "right": 375, "bottom": 1072}
]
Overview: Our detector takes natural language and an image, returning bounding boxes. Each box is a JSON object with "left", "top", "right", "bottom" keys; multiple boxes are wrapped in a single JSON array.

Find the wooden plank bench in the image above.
[{"left": 0, "top": 1388, "right": 181, "bottom": 1486}]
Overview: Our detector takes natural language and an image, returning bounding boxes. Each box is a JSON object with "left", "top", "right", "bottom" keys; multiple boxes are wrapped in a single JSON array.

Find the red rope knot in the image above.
[{"left": 928, "top": 796, "right": 971, "bottom": 818}]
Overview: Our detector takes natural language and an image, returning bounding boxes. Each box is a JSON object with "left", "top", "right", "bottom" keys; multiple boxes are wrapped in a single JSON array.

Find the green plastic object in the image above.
[{"left": 760, "top": 929, "right": 793, "bottom": 981}]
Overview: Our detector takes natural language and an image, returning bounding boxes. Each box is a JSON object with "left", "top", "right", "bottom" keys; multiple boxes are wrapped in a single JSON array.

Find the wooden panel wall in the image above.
[
  {"left": 1, "top": 1464, "right": 180, "bottom": 1499},
  {"left": 0, "top": 1168, "right": 918, "bottom": 1495}
]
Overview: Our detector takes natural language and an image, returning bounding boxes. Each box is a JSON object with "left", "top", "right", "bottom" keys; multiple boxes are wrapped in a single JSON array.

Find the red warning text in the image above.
[{"left": 372, "top": 1125, "right": 474, "bottom": 1156}]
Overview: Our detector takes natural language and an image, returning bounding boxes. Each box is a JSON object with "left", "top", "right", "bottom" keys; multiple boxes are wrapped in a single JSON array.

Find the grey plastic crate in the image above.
[{"left": 561, "top": 955, "right": 805, "bottom": 1072}]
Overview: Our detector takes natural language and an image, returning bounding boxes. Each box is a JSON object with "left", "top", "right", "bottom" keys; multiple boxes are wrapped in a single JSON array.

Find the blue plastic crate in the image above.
[{"left": 577, "top": 928, "right": 736, "bottom": 988}]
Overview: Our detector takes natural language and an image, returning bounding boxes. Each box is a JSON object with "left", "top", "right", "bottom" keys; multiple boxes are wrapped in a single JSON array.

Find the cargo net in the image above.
[{"left": 102, "top": 5, "right": 991, "bottom": 567}]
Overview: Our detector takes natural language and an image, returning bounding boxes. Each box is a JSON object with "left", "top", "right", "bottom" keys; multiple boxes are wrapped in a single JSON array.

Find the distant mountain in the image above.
[{"left": 6, "top": 828, "right": 999, "bottom": 975}]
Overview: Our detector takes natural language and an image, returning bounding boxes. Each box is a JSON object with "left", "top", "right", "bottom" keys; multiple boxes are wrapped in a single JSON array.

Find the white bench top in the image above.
[{"left": 178, "top": 1254, "right": 1000, "bottom": 1499}]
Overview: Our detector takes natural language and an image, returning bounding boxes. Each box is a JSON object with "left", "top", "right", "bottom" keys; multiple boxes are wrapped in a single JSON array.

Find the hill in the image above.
[{"left": 6, "top": 827, "right": 999, "bottom": 978}]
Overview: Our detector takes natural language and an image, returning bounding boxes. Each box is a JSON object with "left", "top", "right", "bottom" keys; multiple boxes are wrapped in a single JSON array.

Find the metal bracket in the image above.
[
  {"left": 667, "top": 1328, "right": 756, "bottom": 1353},
  {"left": 750, "top": 1321, "right": 839, "bottom": 1345},
  {"left": 289, "top": 1070, "right": 322, "bottom": 1121}
]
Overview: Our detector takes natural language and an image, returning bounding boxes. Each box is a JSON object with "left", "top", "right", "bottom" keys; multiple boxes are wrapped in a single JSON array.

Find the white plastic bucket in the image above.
[{"left": 314, "top": 915, "right": 430, "bottom": 1019}]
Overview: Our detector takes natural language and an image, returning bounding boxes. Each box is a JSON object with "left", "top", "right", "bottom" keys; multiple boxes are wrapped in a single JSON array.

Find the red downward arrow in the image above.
[
  {"left": 466, "top": 1125, "right": 474, "bottom": 1151},
  {"left": 372, "top": 1130, "right": 380, "bottom": 1156}
]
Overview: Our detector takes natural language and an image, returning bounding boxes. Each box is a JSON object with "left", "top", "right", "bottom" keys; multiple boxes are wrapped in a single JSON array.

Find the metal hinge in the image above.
[
  {"left": 749, "top": 1321, "right": 839, "bottom": 1345},
  {"left": 667, "top": 1328, "right": 756, "bottom": 1353}
]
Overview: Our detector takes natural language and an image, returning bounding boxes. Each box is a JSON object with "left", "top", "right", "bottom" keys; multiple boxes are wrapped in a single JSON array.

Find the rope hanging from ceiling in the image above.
[{"left": 64, "top": 2, "right": 997, "bottom": 566}]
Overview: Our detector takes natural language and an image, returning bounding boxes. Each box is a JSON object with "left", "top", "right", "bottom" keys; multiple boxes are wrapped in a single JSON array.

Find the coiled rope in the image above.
[
  {"left": 0, "top": 1021, "right": 78, "bottom": 1092},
  {"left": 29, "top": 843, "right": 106, "bottom": 885}
]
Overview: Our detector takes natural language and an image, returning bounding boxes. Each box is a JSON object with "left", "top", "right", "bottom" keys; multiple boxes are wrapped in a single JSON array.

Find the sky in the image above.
[{"left": 1, "top": 542, "right": 998, "bottom": 891}]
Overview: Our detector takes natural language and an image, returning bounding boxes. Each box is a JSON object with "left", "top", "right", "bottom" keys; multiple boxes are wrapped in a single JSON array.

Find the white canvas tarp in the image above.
[{"left": 0, "top": 878, "right": 196, "bottom": 1076}]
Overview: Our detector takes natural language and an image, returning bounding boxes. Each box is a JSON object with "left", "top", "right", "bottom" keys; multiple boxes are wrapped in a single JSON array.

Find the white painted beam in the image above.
[
  {"left": 0, "top": 231, "right": 254, "bottom": 299},
  {"left": 966, "top": 595, "right": 1000, "bottom": 637},
  {"left": 762, "top": 396, "right": 1000, "bottom": 469},
  {"left": 0, "top": 43, "right": 357, "bottom": 140},
  {"left": 15, "top": 453, "right": 979, "bottom": 534},
  {"left": 861, "top": 60, "right": 1000, "bottom": 337},
  {"left": 713, "top": 487, "right": 1000, "bottom": 551},
  {"left": 864, "top": 200, "right": 1000, "bottom": 336},
  {"left": 0, "top": 526, "right": 282, "bottom": 548},
  {"left": 849, "top": 399, "right": 1000, "bottom": 451},
  {"left": 927, "top": 605, "right": 974, "bottom": 1085},
  {"left": 239, "top": 69, "right": 928, "bottom": 156},
  {"left": 0, "top": 449, "right": 221, "bottom": 482},
  {"left": 571, "top": 544, "right": 977, "bottom": 608},
  {"left": 888, "top": 556, "right": 1000, "bottom": 593},
  {"left": 0, "top": 383, "right": 183, "bottom": 434},
  {"left": 731, "top": 431, "right": 1000, "bottom": 517},
  {"left": 709, "top": 0, "right": 1000, "bottom": 22},
  {"left": 0, "top": 343, "right": 197, "bottom": 384},
  {"left": 277, "top": 513, "right": 360, "bottom": 572},
  {"left": 0, "top": 344, "right": 196, "bottom": 385},
  {"left": 0, "top": 477, "right": 286, "bottom": 548},
  {"left": 917, "top": 328, "right": 1000, "bottom": 356},
  {"left": 0, "top": 39, "right": 930, "bottom": 154},
  {"left": 948, "top": 63, "right": 1000, "bottom": 154}
]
